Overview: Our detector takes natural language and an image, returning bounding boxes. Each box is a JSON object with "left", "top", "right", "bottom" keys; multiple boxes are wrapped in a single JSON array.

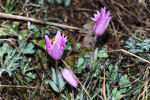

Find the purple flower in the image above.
[
  {"left": 61, "top": 68, "right": 78, "bottom": 88},
  {"left": 91, "top": 7, "right": 111, "bottom": 36},
  {"left": 45, "top": 31, "right": 67, "bottom": 60}
]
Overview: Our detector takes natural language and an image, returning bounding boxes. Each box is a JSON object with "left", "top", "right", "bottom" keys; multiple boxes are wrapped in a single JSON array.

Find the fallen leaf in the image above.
[{"left": 80, "top": 21, "right": 95, "bottom": 48}]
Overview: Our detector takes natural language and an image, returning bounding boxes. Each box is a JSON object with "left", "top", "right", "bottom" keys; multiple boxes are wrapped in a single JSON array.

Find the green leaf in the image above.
[
  {"left": 47, "top": 0, "right": 54, "bottom": 4},
  {"left": 58, "top": 72, "right": 65, "bottom": 91},
  {"left": 52, "top": 68, "right": 57, "bottom": 84},
  {"left": 106, "top": 84, "right": 110, "bottom": 97},
  {"left": 0, "top": 28, "right": 10, "bottom": 35},
  {"left": 38, "top": 0, "right": 44, "bottom": 5},
  {"left": 98, "top": 50, "right": 108, "bottom": 58},
  {"left": 74, "top": 43, "right": 81, "bottom": 50},
  {"left": 45, "top": 80, "right": 51, "bottom": 85},
  {"left": 77, "top": 57, "right": 84, "bottom": 67},
  {"left": 27, "top": 72, "right": 35, "bottom": 79},
  {"left": 115, "top": 91, "right": 122, "bottom": 99},
  {"left": 108, "top": 64, "right": 113, "bottom": 72},
  {"left": 6, "top": 0, "right": 10, "bottom": 12},
  {"left": 111, "top": 88, "right": 117, "bottom": 97},
  {"left": 39, "top": 39, "right": 45, "bottom": 49},
  {"left": 11, "top": 22, "right": 19, "bottom": 34},
  {"left": 93, "top": 48, "right": 98, "bottom": 66},
  {"left": 56, "top": 0, "right": 62, "bottom": 4},
  {"left": 119, "top": 74, "right": 131, "bottom": 93},
  {"left": 27, "top": 22, "right": 38, "bottom": 31},
  {"left": 5, "top": 0, "right": 18, "bottom": 13},
  {"left": 49, "top": 80, "right": 60, "bottom": 93},
  {"left": 22, "top": 43, "right": 35, "bottom": 54},
  {"left": 64, "top": 0, "right": 71, "bottom": 6},
  {"left": 18, "top": 30, "right": 27, "bottom": 39}
]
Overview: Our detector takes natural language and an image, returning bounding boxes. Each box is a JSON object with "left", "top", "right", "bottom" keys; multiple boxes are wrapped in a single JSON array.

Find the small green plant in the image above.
[
  {"left": 4, "top": 0, "right": 18, "bottom": 13},
  {"left": 45, "top": 68, "right": 66, "bottom": 93},
  {"left": 0, "top": 22, "right": 35, "bottom": 76},
  {"left": 106, "top": 63, "right": 131, "bottom": 100},
  {"left": 123, "top": 37, "right": 150, "bottom": 53},
  {"left": 0, "top": 42, "right": 34, "bottom": 76},
  {"left": 74, "top": 48, "right": 108, "bottom": 74}
]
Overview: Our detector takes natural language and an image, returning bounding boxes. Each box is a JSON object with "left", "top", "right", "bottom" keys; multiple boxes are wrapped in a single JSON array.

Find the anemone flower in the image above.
[
  {"left": 45, "top": 31, "right": 67, "bottom": 60},
  {"left": 91, "top": 7, "right": 111, "bottom": 36}
]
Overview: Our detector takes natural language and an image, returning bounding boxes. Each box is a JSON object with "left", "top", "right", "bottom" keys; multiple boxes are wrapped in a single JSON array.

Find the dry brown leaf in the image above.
[{"left": 80, "top": 21, "right": 95, "bottom": 48}]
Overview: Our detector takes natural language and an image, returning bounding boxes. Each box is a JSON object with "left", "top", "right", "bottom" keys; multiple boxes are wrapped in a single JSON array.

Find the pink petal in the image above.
[
  {"left": 53, "top": 31, "right": 61, "bottom": 45},
  {"left": 50, "top": 43, "right": 64, "bottom": 60},
  {"left": 62, "top": 68, "right": 78, "bottom": 88},
  {"left": 91, "top": 7, "right": 112, "bottom": 36},
  {"left": 45, "top": 35, "right": 52, "bottom": 55}
]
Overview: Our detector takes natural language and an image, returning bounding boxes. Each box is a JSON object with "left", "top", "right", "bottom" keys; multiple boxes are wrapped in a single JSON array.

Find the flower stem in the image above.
[
  {"left": 55, "top": 60, "right": 60, "bottom": 89},
  {"left": 92, "top": 35, "right": 97, "bottom": 71}
]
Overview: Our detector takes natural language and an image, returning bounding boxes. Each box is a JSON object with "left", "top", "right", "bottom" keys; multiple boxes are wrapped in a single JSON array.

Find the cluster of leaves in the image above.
[
  {"left": 0, "top": 42, "right": 34, "bottom": 76},
  {"left": 45, "top": 68, "right": 66, "bottom": 93},
  {"left": 123, "top": 37, "right": 150, "bottom": 53},
  {"left": 106, "top": 63, "right": 131, "bottom": 100},
  {"left": 0, "top": 22, "right": 35, "bottom": 78},
  {"left": 71, "top": 47, "right": 132, "bottom": 99},
  {"left": 1, "top": 0, "right": 18, "bottom": 13},
  {"left": 47, "top": 0, "right": 71, "bottom": 6},
  {"left": 74, "top": 48, "right": 108, "bottom": 74}
]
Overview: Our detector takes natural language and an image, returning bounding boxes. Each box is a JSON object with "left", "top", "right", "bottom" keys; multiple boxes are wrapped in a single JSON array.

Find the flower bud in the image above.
[{"left": 61, "top": 68, "right": 78, "bottom": 88}]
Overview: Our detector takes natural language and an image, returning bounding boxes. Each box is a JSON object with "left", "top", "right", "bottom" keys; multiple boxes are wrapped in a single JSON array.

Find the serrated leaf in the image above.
[{"left": 22, "top": 43, "right": 35, "bottom": 54}]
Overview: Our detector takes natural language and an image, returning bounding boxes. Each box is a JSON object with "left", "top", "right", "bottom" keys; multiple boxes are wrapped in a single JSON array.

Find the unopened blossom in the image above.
[
  {"left": 45, "top": 31, "right": 67, "bottom": 60},
  {"left": 91, "top": 7, "right": 111, "bottom": 36},
  {"left": 61, "top": 68, "right": 78, "bottom": 88}
]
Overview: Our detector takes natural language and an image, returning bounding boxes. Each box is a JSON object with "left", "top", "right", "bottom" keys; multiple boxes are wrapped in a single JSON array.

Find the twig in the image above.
[
  {"left": 17, "top": 32, "right": 33, "bottom": 51},
  {"left": 0, "top": 12, "right": 82, "bottom": 30},
  {"left": 99, "top": 49, "right": 150, "bottom": 64},
  {"left": 65, "top": 34, "right": 82, "bottom": 60},
  {"left": 31, "top": 83, "right": 40, "bottom": 97},
  {"left": 109, "top": 29, "right": 147, "bottom": 43},
  {"left": 121, "top": 49, "right": 150, "bottom": 64},
  {"left": 0, "top": 84, "right": 51, "bottom": 91},
  {"left": 62, "top": 60, "right": 92, "bottom": 100},
  {"left": 142, "top": 0, "right": 150, "bottom": 14}
]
